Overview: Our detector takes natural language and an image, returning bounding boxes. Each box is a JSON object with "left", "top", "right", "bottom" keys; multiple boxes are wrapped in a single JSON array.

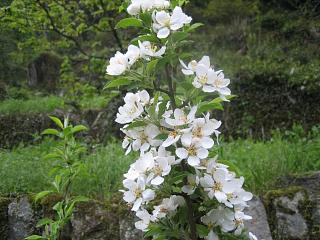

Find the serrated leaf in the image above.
[
  {"left": 197, "top": 102, "right": 223, "bottom": 113},
  {"left": 115, "top": 18, "right": 143, "bottom": 29},
  {"left": 126, "top": 120, "right": 148, "bottom": 129},
  {"left": 187, "top": 23, "right": 204, "bottom": 32},
  {"left": 105, "top": 78, "right": 131, "bottom": 89},
  {"left": 49, "top": 116, "right": 64, "bottom": 129},
  {"left": 41, "top": 128, "right": 60, "bottom": 136}
]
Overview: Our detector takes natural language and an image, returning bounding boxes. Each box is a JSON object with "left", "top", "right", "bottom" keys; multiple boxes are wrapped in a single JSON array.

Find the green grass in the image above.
[
  {"left": 0, "top": 131, "right": 319, "bottom": 198},
  {"left": 0, "top": 96, "right": 65, "bottom": 115}
]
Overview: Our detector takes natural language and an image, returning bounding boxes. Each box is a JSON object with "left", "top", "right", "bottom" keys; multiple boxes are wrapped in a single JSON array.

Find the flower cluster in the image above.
[
  {"left": 127, "top": 0, "right": 170, "bottom": 16},
  {"left": 107, "top": 41, "right": 166, "bottom": 76},
  {"left": 106, "top": 0, "right": 257, "bottom": 239},
  {"left": 180, "top": 56, "right": 231, "bottom": 100}
]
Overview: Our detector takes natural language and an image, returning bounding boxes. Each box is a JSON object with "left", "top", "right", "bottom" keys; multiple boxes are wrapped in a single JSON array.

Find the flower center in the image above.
[
  {"left": 213, "top": 182, "right": 222, "bottom": 192},
  {"left": 198, "top": 75, "right": 208, "bottom": 85},
  {"left": 140, "top": 133, "right": 148, "bottom": 143},
  {"left": 234, "top": 219, "right": 243, "bottom": 226},
  {"left": 153, "top": 166, "right": 162, "bottom": 176},
  {"left": 134, "top": 189, "right": 142, "bottom": 198},
  {"left": 169, "top": 130, "right": 178, "bottom": 138},
  {"left": 187, "top": 145, "right": 197, "bottom": 156},
  {"left": 193, "top": 127, "right": 203, "bottom": 138}
]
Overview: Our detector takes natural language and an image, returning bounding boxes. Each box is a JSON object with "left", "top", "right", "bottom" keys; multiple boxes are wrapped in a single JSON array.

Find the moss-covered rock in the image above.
[{"left": 264, "top": 172, "right": 320, "bottom": 240}]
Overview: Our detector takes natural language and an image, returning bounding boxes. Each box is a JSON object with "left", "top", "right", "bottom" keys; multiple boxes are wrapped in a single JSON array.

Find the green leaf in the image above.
[
  {"left": 41, "top": 128, "right": 60, "bottom": 136},
  {"left": 197, "top": 101, "right": 224, "bottom": 113},
  {"left": 131, "top": 34, "right": 159, "bottom": 44},
  {"left": 34, "top": 190, "right": 52, "bottom": 202},
  {"left": 146, "top": 59, "right": 159, "bottom": 75},
  {"left": 170, "top": 31, "right": 189, "bottom": 43},
  {"left": 72, "top": 125, "right": 88, "bottom": 134},
  {"left": 49, "top": 116, "right": 64, "bottom": 129},
  {"left": 115, "top": 18, "right": 143, "bottom": 29},
  {"left": 105, "top": 78, "right": 131, "bottom": 89}
]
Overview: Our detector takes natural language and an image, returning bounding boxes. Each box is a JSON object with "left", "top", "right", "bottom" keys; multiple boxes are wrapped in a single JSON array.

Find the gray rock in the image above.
[
  {"left": 245, "top": 196, "right": 273, "bottom": 240},
  {"left": 273, "top": 191, "right": 308, "bottom": 239},
  {"left": 8, "top": 196, "right": 36, "bottom": 240},
  {"left": 119, "top": 213, "right": 143, "bottom": 240}
]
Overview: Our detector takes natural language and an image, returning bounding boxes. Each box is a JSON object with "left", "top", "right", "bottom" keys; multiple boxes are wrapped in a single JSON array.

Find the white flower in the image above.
[
  {"left": 182, "top": 174, "right": 199, "bottom": 195},
  {"left": 115, "top": 90, "right": 150, "bottom": 124},
  {"left": 135, "top": 209, "right": 155, "bottom": 231},
  {"left": 121, "top": 124, "right": 161, "bottom": 154},
  {"left": 206, "top": 71, "right": 231, "bottom": 98},
  {"left": 126, "top": 44, "right": 142, "bottom": 65},
  {"left": 180, "top": 56, "right": 210, "bottom": 75},
  {"left": 152, "top": 195, "right": 183, "bottom": 219},
  {"left": 122, "top": 177, "right": 155, "bottom": 211},
  {"left": 176, "top": 138, "right": 208, "bottom": 166},
  {"left": 127, "top": 0, "right": 170, "bottom": 16},
  {"left": 223, "top": 178, "right": 253, "bottom": 208},
  {"left": 233, "top": 211, "right": 252, "bottom": 235},
  {"left": 152, "top": 6, "right": 192, "bottom": 39},
  {"left": 165, "top": 106, "right": 197, "bottom": 127},
  {"left": 181, "top": 116, "right": 220, "bottom": 149},
  {"left": 200, "top": 169, "right": 231, "bottom": 203},
  {"left": 249, "top": 232, "right": 258, "bottom": 240},
  {"left": 106, "top": 52, "right": 129, "bottom": 76},
  {"left": 201, "top": 207, "right": 234, "bottom": 239},
  {"left": 149, "top": 156, "right": 171, "bottom": 185},
  {"left": 139, "top": 41, "right": 166, "bottom": 60}
]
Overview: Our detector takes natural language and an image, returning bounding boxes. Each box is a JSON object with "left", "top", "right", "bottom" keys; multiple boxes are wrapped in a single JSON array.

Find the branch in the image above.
[
  {"left": 36, "top": 0, "right": 107, "bottom": 60},
  {"left": 166, "top": 65, "right": 176, "bottom": 109}
]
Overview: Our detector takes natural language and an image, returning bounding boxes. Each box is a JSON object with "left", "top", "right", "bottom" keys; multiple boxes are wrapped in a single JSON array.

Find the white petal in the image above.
[
  {"left": 196, "top": 148, "right": 208, "bottom": 159},
  {"left": 176, "top": 148, "right": 188, "bottom": 159},
  {"left": 157, "top": 27, "right": 170, "bottom": 39},
  {"left": 187, "top": 156, "right": 200, "bottom": 166}
]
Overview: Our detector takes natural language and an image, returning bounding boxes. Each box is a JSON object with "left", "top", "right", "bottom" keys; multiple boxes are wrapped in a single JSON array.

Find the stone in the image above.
[
  {"left": 8, "top": 196, "right": 37, "bottom": 240},
  {"left": 273, "top": 191, "right": 308, "bottom": 239},
  {"left": 245, "top": 196, "right": 273, "bottom": 240},
  {"left": 70, "top": 201, "right": 120, "bottom": 240},
  {"left": 119, "top": 212, "right": 143, "bottom": 240}
]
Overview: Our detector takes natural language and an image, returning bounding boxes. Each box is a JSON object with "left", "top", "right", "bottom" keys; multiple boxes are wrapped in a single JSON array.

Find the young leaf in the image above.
[
  {"left": 36, "top": 218, "right": 54, "bottom": 227},
  {"left": 71, "top": 125, "right": 88, "bottom": 134},
  {"left": 25, "top": 235, "right": 45, "bottom": 240},
  {"left": 34, "top": 190, "right": 52, "bottom": 202},
  {"left": 131, "top": 34, "right": 159, "bottom": 45},
  {"left": 115, "top": 18, "right": 143, "bottom": 29},
  {"left": 49, "top": 116, "right": 64, "bottom": 129},
  {"left": 41, "top": 129, "right": 60, "bottom": 136}
]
